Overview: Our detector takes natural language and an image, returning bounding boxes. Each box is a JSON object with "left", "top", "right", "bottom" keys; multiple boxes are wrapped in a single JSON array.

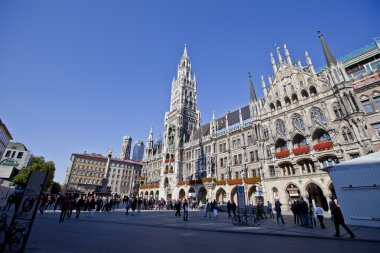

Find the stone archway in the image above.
[
  {"left": 306, "top": 182, "right": 328, "bottom": 211},
  {"left": 230, "top": 187, "right": 237, "bottom": 203},
  {"left": 216, "top": 188, "right": 227, "bottom": 204},
  {"left": 247, "top": 185, "right": 256, "bottom": 205},
  {"left": 164, "top": 177, "right": 169, "bottom": 188},
  {"left": 144, "top": 191, "right": 149, "bottom": 199},
  {"left": 198, "top": 187, "right": 207, "bottom": 204},
  {"left": 149, "top": 191, "right": 154, "bottom": 199},
  {"left": 155, "top": 190, "right": 159, "bottom": 200},
  {"left": 179, "top": 188, "right": 186, "bottom": 199}
]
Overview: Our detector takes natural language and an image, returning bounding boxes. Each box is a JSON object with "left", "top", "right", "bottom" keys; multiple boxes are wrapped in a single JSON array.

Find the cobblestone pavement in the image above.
[{"left": 39, "top": 208, "right": 380, "bottom": 242}]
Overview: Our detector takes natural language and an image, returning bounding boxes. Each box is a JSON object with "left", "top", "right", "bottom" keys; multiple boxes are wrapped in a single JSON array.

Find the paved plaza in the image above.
[{"left": 11, "top": 207, "right": 378, "bottom": 253}]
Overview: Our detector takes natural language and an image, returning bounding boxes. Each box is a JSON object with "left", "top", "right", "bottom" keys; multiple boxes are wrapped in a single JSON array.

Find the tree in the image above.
[
  {"left": 13, "top": 156, "right": 55, "bottom": 189},
  {"left": 50, "top": 181, "right": 61, "bottom": 195}
]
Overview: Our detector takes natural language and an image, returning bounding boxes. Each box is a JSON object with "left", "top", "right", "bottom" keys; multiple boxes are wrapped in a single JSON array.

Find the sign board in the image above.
[
  {"left": 11, "top": 171, "right": 49, "bottom": 253},
  {"left": 273, "top": 192, "right": 280, "bottom": 200},
  {"left": 236, "top": 185, "right": 246, "bottom": 209}
]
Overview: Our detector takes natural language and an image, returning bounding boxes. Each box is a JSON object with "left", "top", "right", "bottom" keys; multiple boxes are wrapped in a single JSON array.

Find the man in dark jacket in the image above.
[
  {"left": 332, "top": 204, "right": 355, "bottom": 239},
  {"left": 226, "top": 201, "right": 232, "bottom": 218},
  {"left": 275, "top": 200, "right": 286, "bottom": 224},
  {"left": 76, "top": 196, "right": 85, "bottom": 219},
  {"left": 175, "top": 200, "right": 181, "bottom": 216},
  {"left": 231, "top": 200, "right": 237, "bottom": 217}
]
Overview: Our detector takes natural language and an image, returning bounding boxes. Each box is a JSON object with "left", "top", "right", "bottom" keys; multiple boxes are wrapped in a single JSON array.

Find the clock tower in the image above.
[{"left": 162, "top": 45, "right": 200, "bottom": 191}]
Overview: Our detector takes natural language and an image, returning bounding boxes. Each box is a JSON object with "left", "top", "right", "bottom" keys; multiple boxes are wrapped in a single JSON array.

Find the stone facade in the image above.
[
  {"left": 65, "top": 152, "right": 142, "bottom": 196},
  {"left": 140, "top": 33, "right": 377, "bottom": 211}
]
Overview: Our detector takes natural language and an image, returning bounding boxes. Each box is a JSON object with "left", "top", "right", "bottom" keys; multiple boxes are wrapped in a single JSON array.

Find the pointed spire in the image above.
[
  {"left": 270, "top": 52, "right": 278, "bottom": 73},
  {"left": 276, "top": 45, "right": 283, "bottom": 63},
  {"left": 249, "top": 72, "right": 257, "bottom": 102},
  {"left": 148, "top": 126, "right": 153, "bottom": 141},
  {"left": 182, "top": 43, "right": 188, "bottom": 58},
  {"left": 317, "top": 30, "right": 337, "bottom": 67},
  {"left": 305, "top": 51, "right": 316, "bottom": 75},
  {"left": 212, "top": 111, "right": 216, "bottom": 120},
  {"left": 268, "top": 75, "right": 273, "bottom": 86},
  {"left": 261, "top": 75, "right": 268, "bottom": 96},
  {"left": 284, "top": 44, "right": 292, "bottom": 65}
]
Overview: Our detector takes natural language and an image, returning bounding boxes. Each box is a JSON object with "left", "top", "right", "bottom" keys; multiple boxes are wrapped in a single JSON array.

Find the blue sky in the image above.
[{"left": 1, "top": 0, "right": 379, "bottom": 183}]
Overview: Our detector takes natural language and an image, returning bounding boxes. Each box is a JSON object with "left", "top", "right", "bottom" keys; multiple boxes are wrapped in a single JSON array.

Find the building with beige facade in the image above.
[
  {"left": 65, "top": 152, "right": 142, "bottom": 196},
  {"left": 140, "top": 33, "right": 377, "bottom": 211}
]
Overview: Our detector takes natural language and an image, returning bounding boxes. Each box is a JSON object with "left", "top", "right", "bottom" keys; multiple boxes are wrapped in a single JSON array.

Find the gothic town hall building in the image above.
[{"left": 139, "top": 32, "right": 374, "bottom": 211}]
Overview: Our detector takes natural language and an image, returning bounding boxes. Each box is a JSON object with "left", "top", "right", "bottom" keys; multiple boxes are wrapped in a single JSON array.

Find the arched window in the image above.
[
  {"left": 301, "top": 89, "right": 309, "bottom": 98},
  {"left": 292, "top": 113, "right": 305, "bottom": 129},
  {"left": 291, "top": 93, "right": 298, "bottom": 103},
  {"left": 342, "top": 127, "right": 355, "bottom": 142},
  {"left": 360, "top": 95, "right": 374, "bottom": 113},
  {"left": 269, "top": 103, "right": 275, "bottom": 111},
  {"left": 284, "top": 96, "right": 291, "bottom": 105},
  {"left": 276, "top": 100, "right": 282, "bottom": 109},
  {"left": 263, "top": 128, "right": 269, "bottom": 139},
  {"left": 332, "top": 102, "right": 343, "bottom": 118},
  {"left": 275, "top": 119, "right": 286, "bottom": 134},
  {"left": 372, "top": 93, "right": 380, "bottom": 110},
  {"left": 309, "top": 86, "right": 317, "bottom": 96},
  {"left": 310, "top": 107, "right": 327, "bottom": 124}
]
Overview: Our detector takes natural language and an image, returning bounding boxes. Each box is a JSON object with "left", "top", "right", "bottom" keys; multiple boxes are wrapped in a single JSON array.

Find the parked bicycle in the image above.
[
  {"left": 232, "top": 208, "right": 260, "bottom": 227},
  {"left": 0, "top": 214, "right": 26, "bottom": 253}
]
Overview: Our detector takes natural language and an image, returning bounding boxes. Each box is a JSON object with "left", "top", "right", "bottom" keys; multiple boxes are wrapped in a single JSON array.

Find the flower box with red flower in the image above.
[
  {"left": 275, "top": 149, "right": 290, "bottom": 159},
  {"left": 169, "top": 169, "right": 174, "bottom": 173},
  {"left": 314, "top": 140, "right": 333, "bottom": 151},
  {"left": 178, "top": 181, "right": 186, "bottom": 186},
  {"left": 164, "top": 158, "right": 170, "bottom": 163},
  {"left": 227, "top": 179, "right": 242, "bottom": 185},
  {"left": 201, "top": 178, "right": 213, "bottom": 183},
  {"left": 293, "top": 145, "right": 310, "bottom": 156},
  {"left": 164, "top": 170, "right": 168, "bottom": 174},
  {"left": 243, "top": 177, "right": 260, "bottom": 184},
  {"left": 216, "top": 180, "right": 226, "bottom": 185},
  {"left": 170, "top": 158, "right": 175, "bottom": 162}
]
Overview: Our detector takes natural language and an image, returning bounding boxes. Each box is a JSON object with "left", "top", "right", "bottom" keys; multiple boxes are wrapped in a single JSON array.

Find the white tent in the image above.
[{"left": 329, "top": 152, "right": 380, "bottom": 227}]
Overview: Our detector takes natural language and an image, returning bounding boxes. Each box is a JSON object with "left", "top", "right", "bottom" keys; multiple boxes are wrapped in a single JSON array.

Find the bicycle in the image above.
[
  {"left": 0, "top": 214, "right": 26, "bottom": 253},
  {"left": 232, "top": 208, "right": 260, "bottom": 227}
]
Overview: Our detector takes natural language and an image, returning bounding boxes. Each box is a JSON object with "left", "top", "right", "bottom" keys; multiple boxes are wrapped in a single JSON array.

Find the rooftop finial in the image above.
[{"left": 249, "top": 71, "right": 257, "bottom": 102}]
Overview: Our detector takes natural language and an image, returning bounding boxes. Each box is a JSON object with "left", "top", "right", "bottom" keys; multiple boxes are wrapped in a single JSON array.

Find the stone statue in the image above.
[{"left": 108, "top": 148, "right": 113, "bottom": 156}]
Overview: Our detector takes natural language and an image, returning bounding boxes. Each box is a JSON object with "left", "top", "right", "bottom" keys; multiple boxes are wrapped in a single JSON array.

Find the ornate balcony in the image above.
[
  {"left": 293, "top": 145, "right": 310, "bottom": 156},
  {"left": 314, "top": 140, "right": 333, "bottom": 151}
]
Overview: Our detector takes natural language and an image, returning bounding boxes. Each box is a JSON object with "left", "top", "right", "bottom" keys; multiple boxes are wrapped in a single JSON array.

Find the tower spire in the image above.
[
  {"left": 182, "top": 43, "right": 188, "bottom": 58},
  {"left": 249, "top": 72, "right": 257, "bottom": 102},
  {"left": 317, "top": 30, "right": 337, "bottom": 67},
  {"left": 261, "top": 75, "right": 268, "bottom": 96}
]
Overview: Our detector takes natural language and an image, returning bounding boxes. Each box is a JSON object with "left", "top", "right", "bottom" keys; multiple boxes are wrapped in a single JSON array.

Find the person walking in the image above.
[
  {"left": 226, "top": 201, "right": 232, "bottom": 218},
  {"left": 175, "top": 200, "right": 181, "bottom": 217},
  {"left": 204, "top": 200, "right": 211, "bottom": 218},
  {"left": 59, "top": 195, "right": 71, "bottom": 223},
  {"left": 332, "top": 203, "right": 355, "bottom": 239},
  {"left": 76, "top": 196, "right": 84, "bottom": 219},
  {"left": 275, "top": 200, "right": 286, "bottom": 224},
  {"left": 87, "top": 196, "right": 96, "bottom": 219},
  {"left": 183, "top": 199, "right": 188, "bottom": 221},
  {"left": 131, "top": 197, "right": 137, "bottom": 216},
  {"left": 231, "top": 200, "right": 237, "bottom": 217},
  {"left": 267, "top": 201, "right": 274, "bottom": 219},
  {"left": 315, "top": 204, "right": 325, "bottom": 229},
  {"left": 213, "top": 200, "right": 219, "bottom": 219}
]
